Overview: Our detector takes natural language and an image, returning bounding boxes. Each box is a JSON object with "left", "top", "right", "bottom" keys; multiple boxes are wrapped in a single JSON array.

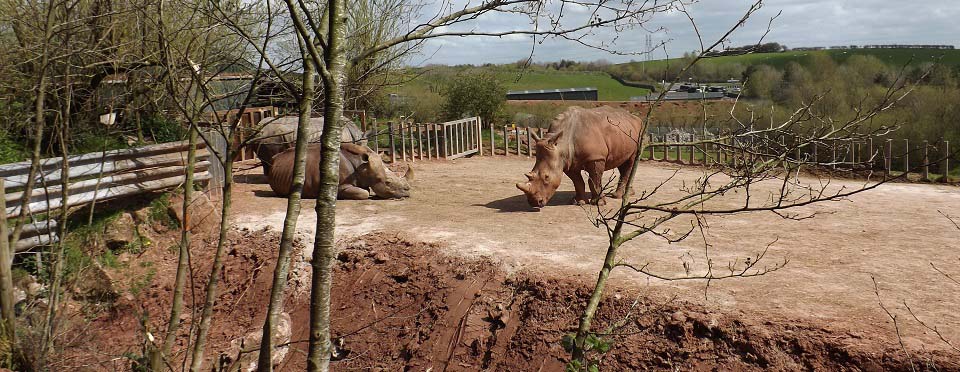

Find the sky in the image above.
[{"left": 408, "top": 0, "right": 960, "bottom": 65}]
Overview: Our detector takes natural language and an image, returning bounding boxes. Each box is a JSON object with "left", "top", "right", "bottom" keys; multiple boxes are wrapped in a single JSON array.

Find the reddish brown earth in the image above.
[
  {"left": 58, "top": 228, "right": 958, "bottom": 371},
  {"left": 50, "top": 155, "right": 960, "bottom": 371}
]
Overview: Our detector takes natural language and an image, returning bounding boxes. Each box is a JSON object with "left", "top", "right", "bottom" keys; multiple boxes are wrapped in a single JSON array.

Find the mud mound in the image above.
[
  {"left": 290, "top": 232, "right": 957, "bottom": 371},
  {"left": 59, "top": 228, "right": 957, "bottom": 371}
]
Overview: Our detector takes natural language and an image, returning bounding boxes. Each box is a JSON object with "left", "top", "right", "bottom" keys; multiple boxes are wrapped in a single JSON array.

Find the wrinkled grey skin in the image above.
[
  {"left": 267, "top": 143, "right": 413, "bottom": 200},
  {"left": 247, "top": 116, "right": 367, "bottom": 174}
]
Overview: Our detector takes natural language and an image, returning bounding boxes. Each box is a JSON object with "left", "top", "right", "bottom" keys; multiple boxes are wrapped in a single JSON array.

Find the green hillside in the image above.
[
  {"left": 620, "top": 48, "right": 960, "bottom": 72},
  {"left": 394, "top": 67, "right": 649, "bottom": 101}
]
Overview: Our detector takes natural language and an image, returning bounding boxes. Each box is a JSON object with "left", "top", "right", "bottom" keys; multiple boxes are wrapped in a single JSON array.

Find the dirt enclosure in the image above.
[
  {"left": 62, "top": 156, "right": 960, "bottom": 370},
  {"left": 234, "top": 156, "right": 960, "bottom": 367}
]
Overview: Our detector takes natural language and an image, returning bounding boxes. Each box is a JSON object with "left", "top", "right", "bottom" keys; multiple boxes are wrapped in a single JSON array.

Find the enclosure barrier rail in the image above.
[
  {"left": 1, "top": 140, "right": 214, "bottom": 253},
  {"left": 359, "top": 121, "right": 955, "bottom": 181}
]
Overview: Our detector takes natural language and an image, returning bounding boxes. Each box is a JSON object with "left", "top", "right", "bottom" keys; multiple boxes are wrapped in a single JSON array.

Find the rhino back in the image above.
[
  {"left": 549, "top": 106, "right": 644, "bottom": 169},
  {"left": 266, "top": 145, "right": 324, "bottom": 198}
]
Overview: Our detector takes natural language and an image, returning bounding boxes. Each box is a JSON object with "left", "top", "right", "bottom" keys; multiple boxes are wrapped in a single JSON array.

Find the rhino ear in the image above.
[
  {"left": 403, "top": 165, "right": 414, "bottom": 181},
  {"left": 546, "top": 131, "right": 562, "bottom": 145}
]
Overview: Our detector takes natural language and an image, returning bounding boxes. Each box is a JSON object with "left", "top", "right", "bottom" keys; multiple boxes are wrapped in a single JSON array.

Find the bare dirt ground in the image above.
[{"left": 232, "top": 156, "right": 960, "bottom": 356}]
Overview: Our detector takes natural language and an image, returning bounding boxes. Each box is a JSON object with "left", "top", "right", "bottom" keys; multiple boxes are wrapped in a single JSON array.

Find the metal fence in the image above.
[{"left": 367, "top": 117, "right": 483, "bottom": 162}]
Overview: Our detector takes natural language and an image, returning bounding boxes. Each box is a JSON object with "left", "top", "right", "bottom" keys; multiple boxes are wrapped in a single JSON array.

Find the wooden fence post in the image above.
[
  {"left": 867, "top": 138, "right": 874, "bottom": 169},
  {"left": 417, "top": 123, "right": 424, "bottom": 160},
  {"left": 425, "top": 123, "right": 432, "bottom": 159},
  {"left": 674, "top": 143, "right": 681, "bottom": 163},
  {"left": 400, "top": 122, "right": 407, "bottom": 161},
  {"left": 434, "top": 124, "right": 441, "bottom": 159},
  {"left": 502, "top": 125, "right": 508, "bottom": 156},
  {"left": 515, "top": 126, "right": 521, "bottom": 156},
  {"left": 812, "top": 142, "right": 818, "bottom": 165},
  {"left": 371, "top": 119, "right": 379, "bottom": 154},
  {"left": 904, "top": 139, "right": 910, "bottom": 174},
  {"left": 831, "top": 140, "right": 837, "bottom": 169},
  {"left": 885, "top": 139, "right": 892, "bottom": 174},
  {"left": 478, "top": 118, "right": 485, "bottom": 156},
  {"left": 526, "top": 128, "right": 532, "bottom": 157},
  {"left": 388, "top": 122, "right": 396, "bottom": 163},
  {"left": 923, "top": 140, "right": 930, "bottom": 181},
  {"left": 942, "top": 141, "right": 950, "bottom": 181},
  {"left": 489, "top": 122, "right": 495, "bottom": 156}
]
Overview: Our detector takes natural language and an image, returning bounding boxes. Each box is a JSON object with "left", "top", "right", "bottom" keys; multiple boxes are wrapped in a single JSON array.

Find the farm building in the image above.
[
  {"left": 506, "top": 87, "right": 598, "bottom": 101},
  {"left": 630, "top": 91, "right": 725, "bottom": 102}
]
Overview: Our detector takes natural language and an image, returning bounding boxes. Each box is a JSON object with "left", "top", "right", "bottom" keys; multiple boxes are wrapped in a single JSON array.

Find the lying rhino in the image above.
[
  {"left": 267, "top": 143, "right": 413, "bottom": 200},
  {"left": 248, "top": 116, "right": 366, "bottom": 175},
  {"left": 516, "top": 106, "right": 644, "bottom": 208}
]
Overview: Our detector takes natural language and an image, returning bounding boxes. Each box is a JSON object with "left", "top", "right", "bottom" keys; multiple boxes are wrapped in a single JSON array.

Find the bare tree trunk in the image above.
[
  {"left": 257, "top": 46, "right": 315, "bottom": 372},
  {"left": 41, "top": 78, "right": 73, "bottom": 364},
  {"left": 162, "top": 124, "right": 198, "bottom": 360},
  {"left": 189, "top": 144, "right": 235, "bottom": 372},
  {"left": 0, "top": 180, "right": 15, "bottom": 345},
  {"left": 308, "top": 2, "right": 347, "bottom": 369},
  {"left": 9, "top": 44, "right": 50, "bottom": 247}
]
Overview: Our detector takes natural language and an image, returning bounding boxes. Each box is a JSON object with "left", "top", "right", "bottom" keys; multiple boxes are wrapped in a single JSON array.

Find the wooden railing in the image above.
[{"left": 1, "top": 141, "right": 213, "bottom": 252}]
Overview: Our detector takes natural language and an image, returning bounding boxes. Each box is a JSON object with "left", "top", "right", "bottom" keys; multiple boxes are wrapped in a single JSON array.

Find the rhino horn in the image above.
[
  {"left": 525, "top": 172, "right": 536, "bottom": 181},
  {"left": 531, "top": 130, "right": 541, "bottom": 142},
  {"left": 403, "top": 165, "right": 415, "bottom": 181},
  {"left": 516, "top": 182, "right": 532, "bottom": 193}
]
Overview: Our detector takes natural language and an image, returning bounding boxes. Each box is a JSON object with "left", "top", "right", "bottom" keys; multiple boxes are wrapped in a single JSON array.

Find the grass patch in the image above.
[
  {"left": 129, "top": 268, "right": 156, "bottom": 297},
  {"left": 148, "top": 193, "right": 178, "bottom": 229}
]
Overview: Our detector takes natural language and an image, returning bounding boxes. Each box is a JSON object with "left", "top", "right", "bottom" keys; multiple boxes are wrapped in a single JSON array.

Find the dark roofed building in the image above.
[{"left": 506, "top": 87, "right": 598, "bottom": 101}]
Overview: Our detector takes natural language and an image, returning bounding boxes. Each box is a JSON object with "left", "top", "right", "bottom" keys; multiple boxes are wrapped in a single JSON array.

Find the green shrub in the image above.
[
  {"left": 141, "top": 115, "right": 186, "bottom": 143},
  {"left": 441, "top": 72, "right": 506, "bottom": 124}
]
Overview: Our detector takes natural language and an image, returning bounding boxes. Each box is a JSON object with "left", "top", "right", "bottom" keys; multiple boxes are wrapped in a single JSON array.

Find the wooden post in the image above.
[
  {"left": 831, "top": 140, "right": 837, "bottom": 169},
  {"left": 503, "top": 125, "right": 509, "bottom": 156},
  {"left": 400, "top": 122, "right": 407, "bottom": 161},
  {"left": 489, "top": 121, "right": 495, "bottom": 156},
  {"left": 904, "top": 139, "right": 910, "bottom": 174},
  {"left": 923, "top": 140, "right": 930, "bottom": 181},
  {"left": 515, "top": 126, "right": 521, "bottom": 156},
  {"left": 478, "top": 118, "right": 485, "bottom": 156},
  {"left": 688, "top": 145, "right": 695, "bottom": 164},
  {"left": 885, "top": 139, "right": 892, "bottom": 174},
  {"left": 371, "top": 119, "right": 379, "bottom": 153},
  {"left": 526, "top": 128, "right": 532, "bottom": 157},
  {"left": 388, "top": 122, "right": 396, "bottom": 163},
  {"left": 425, "top": 123, "right": 432, "bottom": 159},
  {"left": 868, "top": 138, "right": 874, "bottom": 169},
  {"left": 435, "top": 124, "right": 441, "bottom": 159},
  {"left": 417, "top": 123, "right": 424, "bottom": 160},
  {"left": 674, "top": 143, "right": 681, "bottom": 163},
  {"left": 812, "top": 142, "right": 818, "bottom": 165},
  {"left": 942, "top": 141, "right": 950, "bottom": 181}
]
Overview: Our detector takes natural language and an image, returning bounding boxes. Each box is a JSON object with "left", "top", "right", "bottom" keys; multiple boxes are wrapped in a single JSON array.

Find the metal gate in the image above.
[{"left": 441, "top": 117, "right": 481, "bottom": 160}]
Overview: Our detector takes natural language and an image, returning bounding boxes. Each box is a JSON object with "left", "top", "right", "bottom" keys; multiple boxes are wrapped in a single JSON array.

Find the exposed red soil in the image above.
[{"left": 58, "top": 225, "right": 958, "bottom": 371}]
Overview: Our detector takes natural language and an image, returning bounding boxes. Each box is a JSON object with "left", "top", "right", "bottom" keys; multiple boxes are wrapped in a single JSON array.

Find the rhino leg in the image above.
[
  {"left": 611, "top": 157, "right": 636, "bottom": 199},
  {"left": 584, "top": 161, "right": 607, "bottom": 206},
  {"left": 565, "top": 169, "right": 589, "bottom": 205},
  {"left": 338, "top": 184, "right": 371, "bottom": 200}
]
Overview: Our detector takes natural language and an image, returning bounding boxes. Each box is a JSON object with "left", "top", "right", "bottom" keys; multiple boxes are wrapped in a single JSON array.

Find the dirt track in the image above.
[{"left": 232, "top": 156, "right": 960, "bottom": 352}]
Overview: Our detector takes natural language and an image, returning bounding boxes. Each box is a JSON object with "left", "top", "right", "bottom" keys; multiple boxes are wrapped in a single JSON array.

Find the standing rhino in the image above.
[
  {"left": 516, "top": 106, "right": 644, "bottom": 208},
  {"left": 267, "top": 143, "right": 413, "bottom": 200},
  {"left": 248, "top": 116, "right": 366, "bottom": 175}
]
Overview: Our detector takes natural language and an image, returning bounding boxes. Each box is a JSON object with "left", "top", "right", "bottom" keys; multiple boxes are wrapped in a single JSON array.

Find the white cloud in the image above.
[{"left": 408, "top": 0, "right": 960, "bottom": 65}]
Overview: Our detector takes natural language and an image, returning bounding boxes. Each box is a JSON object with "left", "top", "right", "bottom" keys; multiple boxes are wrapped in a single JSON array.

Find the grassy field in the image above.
[
  {"left": 619, "top": 48, "right": 960, "bottom": 72},
  {"left": 394, "top": 67, "right": 650, "bottom": 101}
]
